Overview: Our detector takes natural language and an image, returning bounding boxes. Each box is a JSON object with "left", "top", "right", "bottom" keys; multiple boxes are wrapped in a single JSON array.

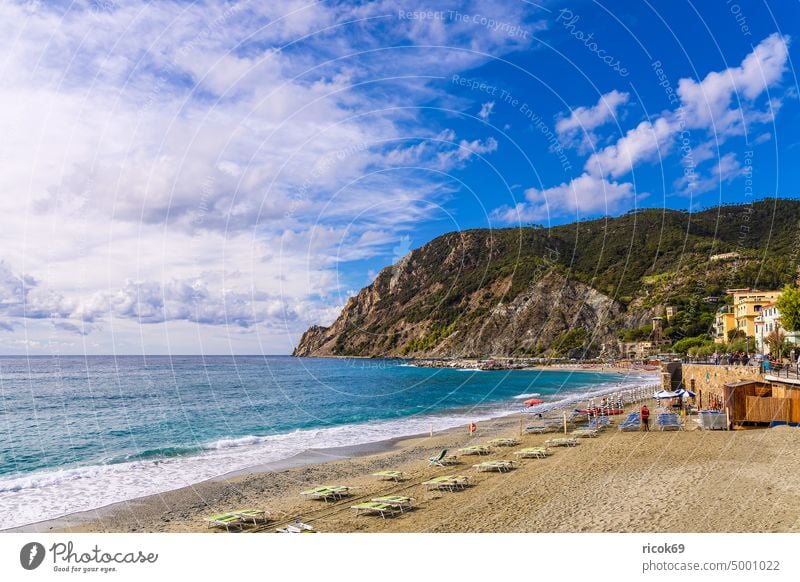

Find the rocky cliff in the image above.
[{"left": 294, "top": 199, "right": 800, "bottom": 358}]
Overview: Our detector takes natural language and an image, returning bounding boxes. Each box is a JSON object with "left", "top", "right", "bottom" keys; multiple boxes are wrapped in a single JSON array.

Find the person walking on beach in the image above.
[{"left": 640, "top": 404, "right": 650, "bottom": 432}]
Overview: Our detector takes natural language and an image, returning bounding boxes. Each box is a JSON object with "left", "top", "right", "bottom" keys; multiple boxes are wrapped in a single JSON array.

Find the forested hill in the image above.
[{"left": 294, "top": 199, "right": 800, "bottom": 358}]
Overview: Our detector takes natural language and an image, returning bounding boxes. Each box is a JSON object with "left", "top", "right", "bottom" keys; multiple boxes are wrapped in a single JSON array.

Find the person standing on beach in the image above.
[{"left": 640, "top": 405, "right": 650, "bottom": 432}]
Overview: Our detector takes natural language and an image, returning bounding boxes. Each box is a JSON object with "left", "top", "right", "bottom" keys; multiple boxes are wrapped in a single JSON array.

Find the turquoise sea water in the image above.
[{"left": 0, "top": 355, "right": 650, "bottom": 529}]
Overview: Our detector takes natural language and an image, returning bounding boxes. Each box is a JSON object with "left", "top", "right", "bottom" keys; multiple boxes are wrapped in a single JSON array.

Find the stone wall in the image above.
[{"left": 681, "top": 363, "right": 766, "bottom": 400}]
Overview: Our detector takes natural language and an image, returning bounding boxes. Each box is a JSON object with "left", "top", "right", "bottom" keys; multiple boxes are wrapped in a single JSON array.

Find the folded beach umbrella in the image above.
[{"left": 524, "top": 398, "right": 545, "bottom": 407}]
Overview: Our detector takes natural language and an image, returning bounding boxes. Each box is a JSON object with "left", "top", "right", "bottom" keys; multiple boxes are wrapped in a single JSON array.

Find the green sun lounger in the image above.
[
  {"left": 422, "top": 475, "right": 470, "bottom": 491},
  {"left": 371, "top": 495, "right": 415, "bottom": 512},
  {"left": 545, "top": 437, "right": 579, "bottom": 447},
  {"left": 571, "top": 428, "right": 599, "bottom": 438},
  {"left": 371, "top": 470, "right": 407, "bottom": 481},
  {"left": 472, "top": 460, "right": 518, "bottom": 472},
  {"left": 300, "top": 485, "right": 351, "bottom": 501},
  {"left": 487, "top": 438, "right": 520, "bottom": 447},
  {"left": 205, "top": 512, "right": 244, "bottom": 531},
  {"left": 429, "top": 449, "right": 459, "bottom": 466},
  {"left": 458, "top": 445, "right": 492, "bottom": 455},
  {"left": 231, "top": 509, "right": 269, "bottom": 524},
  {"left": 514, "top": 447, "right": 552, "bottom": 459},
  {"left": 351, "top": 502, "right": 400, "bottom": 518},
  {"left": 276, "top": 521, "right": 316, "bottom": 533}
]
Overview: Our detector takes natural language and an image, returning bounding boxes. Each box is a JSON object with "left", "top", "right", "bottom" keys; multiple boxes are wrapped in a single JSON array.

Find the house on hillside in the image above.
[
  {"left": 729, "top": 288, "right": 782, "bottom": 339},
  {"left": 755, "top": 302, "right": 800, "bottom": 355},
  {"left": 710, "top": 252, "right": 740, "bottom": 262},
  {"left": 714, "top": 307, "right": 736, "bottom": 344}
]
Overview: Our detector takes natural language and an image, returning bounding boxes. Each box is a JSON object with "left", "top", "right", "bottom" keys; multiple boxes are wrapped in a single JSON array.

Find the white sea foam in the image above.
[
  {"left": 512, "top": 392, "right": 541, "bottom": 399},
  {"left": 0, "top": 376, "right": 657, "bottom": 530}
]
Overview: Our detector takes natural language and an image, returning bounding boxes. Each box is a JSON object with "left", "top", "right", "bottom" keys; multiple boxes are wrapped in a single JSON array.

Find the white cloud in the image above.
[
  {"left": 584, "top": 116, "right": 676, "bottom": 178},
  {"left": 478, "top": 101, "right": 495, "bottom": 121},
  {"left": 677, "top": 32, "right": 790, "bottom": 136},
  {"left": 491, "top": 173, "right": 640, "bottom": 223},
  {"left": 556, "top": 90, "right": 628, "bottom": 151},
  {"left": 674, "top": 152, "right": 744, "bottom": 195}
]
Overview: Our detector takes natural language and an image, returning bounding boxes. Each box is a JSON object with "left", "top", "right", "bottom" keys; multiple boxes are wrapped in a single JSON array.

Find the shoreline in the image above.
[{"left": 4, "top": 374, "right": 659, "bottom": 533}]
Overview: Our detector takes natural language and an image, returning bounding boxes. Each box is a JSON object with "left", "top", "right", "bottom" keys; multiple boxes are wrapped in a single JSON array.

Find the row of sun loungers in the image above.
[{"left": 210, "top": 426, "right": 585, "bottom": 529}]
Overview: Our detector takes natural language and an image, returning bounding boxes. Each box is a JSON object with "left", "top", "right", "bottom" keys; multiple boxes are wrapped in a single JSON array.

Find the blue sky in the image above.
[{"left": 0, "top": 0, "right": 797, "bottom": 354}]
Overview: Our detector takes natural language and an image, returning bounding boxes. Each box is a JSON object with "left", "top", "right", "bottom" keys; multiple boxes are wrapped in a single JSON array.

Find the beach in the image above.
[{"left": 13, "top": 390, "right": 800, "bottom": 534}]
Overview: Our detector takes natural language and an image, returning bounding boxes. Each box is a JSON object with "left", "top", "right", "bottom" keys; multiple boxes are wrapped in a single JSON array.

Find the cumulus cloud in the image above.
[
  {"left": 556, "top": 90, "right": 629, "bottom": 152},
  {"left": 584, "top": 116, "right": 677, "bottom": 178},
  {"left": 491, "top": 173, "right": 640, "bottom": 223},
  {"left": 677, "top": 33, "right": 790, "bottom": 136},
  {"left": 674, "top": 152, "right": 745, "bottom": 195}
]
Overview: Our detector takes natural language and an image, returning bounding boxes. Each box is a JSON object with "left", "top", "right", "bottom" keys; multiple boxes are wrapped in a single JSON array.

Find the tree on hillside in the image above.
[{"left": 776, "top": 285, "right": 800, "bottom": 332}]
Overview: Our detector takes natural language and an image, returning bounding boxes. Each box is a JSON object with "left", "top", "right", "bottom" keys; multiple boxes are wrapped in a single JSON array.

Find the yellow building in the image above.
[
  {"left": 729, "top": 288, "right": 782, "bottom": 338},
  {"left": 714, "top": 308, "right": 736, "bottom": 344}
]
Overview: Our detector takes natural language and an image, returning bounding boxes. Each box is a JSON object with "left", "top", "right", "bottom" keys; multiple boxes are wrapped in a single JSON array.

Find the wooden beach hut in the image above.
[{"left": 722, "top": 380, "right": 800, "bottom": 427}]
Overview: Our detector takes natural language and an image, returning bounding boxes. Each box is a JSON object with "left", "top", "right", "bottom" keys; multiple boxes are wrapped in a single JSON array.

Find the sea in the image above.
[{"left": 0, "top": 355, "right": 654, "bottom": 529}]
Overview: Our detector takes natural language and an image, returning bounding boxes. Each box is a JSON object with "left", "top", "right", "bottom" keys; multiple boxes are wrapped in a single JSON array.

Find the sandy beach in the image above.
[{"left": 12, "top": 385, "right": 800, "bottom": 534}]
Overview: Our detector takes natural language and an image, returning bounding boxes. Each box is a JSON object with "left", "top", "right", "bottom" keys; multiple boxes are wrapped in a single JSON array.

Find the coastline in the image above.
[
  {"left": 3, "top": 378, "right": 680, "bottom": 532},
  {"left": 13, "top": 378, "right": 800, "bottom": 533}
]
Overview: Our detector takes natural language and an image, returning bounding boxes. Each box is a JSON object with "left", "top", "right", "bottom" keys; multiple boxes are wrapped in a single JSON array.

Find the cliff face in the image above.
[{"left": 293, "top": 200, "right": 800, "bottom": 358}]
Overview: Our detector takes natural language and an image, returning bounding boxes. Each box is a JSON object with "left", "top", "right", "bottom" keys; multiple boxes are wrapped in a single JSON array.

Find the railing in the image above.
[
  {"left": 766, "top": 363, "right": 800, "bottom": 380},
  {"left": 681, "top": 357, "right": 800, "bottom": 377}
]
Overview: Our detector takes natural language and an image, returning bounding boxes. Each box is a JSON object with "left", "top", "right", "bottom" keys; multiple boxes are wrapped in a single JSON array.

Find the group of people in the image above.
[
  {"left": 711, "top": 351, "right": 751, "bottom": 366},
  {"left": 710, "top": 350, "right": 800, "bottom": 369}
]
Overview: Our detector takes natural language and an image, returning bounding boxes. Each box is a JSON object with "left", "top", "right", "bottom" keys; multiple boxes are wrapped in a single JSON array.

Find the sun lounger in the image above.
[
  {"left": 428, "top": 449, "right": 459, "bottom": 466},
  {"left": 351, "top": 502, "right": 400, "bottom": 518},
  {"left": 657, "top": 413, "right": 683, "bottom": 431},
  {"left": 525, "top": 425, "right": 556, "bottom": 434},
  {"left": 371, "top": 470, "right": 407, "bottom": 481},
  {"left": 571, "top": 428, "right": 599, "bottom": 438},
  {"left": 458, "top": 445, "right": 493, "bottom": 456},
  {"left": 371, "top": 495, "right": 415, "bottom": 512},
  {"left": 545, "top": 437, "right": 579, "bottom": 447},
  {"left": 472, "top": 460, "right": 518, "bottom": 472},
  {"left": 231, "top": 509, "right": 269, "bottom": 524},
  {"left": 487, "top": 438, "right": 520, "bottom": 447},
  {"left": 514, "top": 447, "right": 551, "bottom": 459},
  {"left": 205, "top": 512, "right": 244, "bottom": 531},
  {"left": 618, "top": 412, "right": 641, "bottom": 432},
  {"left": 276, "top": 521, "right": 316, "bottom": 533},
  {"left": 300, "top": 485, "right": 351, "bottom": 502},
  {"left": 422, "top": 475, "right": 471, "bottom": 491}
]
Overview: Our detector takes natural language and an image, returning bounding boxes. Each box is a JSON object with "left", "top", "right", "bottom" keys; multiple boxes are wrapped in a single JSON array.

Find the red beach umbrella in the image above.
[{"left": 524, "top": 398, "right": 544, "bottom": 407}]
